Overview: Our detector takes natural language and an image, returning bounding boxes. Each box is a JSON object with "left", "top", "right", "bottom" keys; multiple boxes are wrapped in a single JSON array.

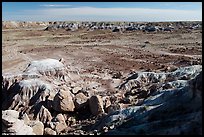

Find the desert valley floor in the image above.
[{"left": 2, "top": 21, "right": 202, "bottom": 135}]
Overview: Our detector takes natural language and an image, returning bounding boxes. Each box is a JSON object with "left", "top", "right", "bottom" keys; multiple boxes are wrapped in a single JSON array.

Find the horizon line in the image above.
[{"left": 2, "top": 20, "right": 202, "bottom": 22}]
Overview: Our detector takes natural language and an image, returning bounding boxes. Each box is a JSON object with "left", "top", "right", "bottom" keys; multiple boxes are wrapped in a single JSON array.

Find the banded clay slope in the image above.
[{"left": 2, "top": 21, "right": 202, "bottom": 135}]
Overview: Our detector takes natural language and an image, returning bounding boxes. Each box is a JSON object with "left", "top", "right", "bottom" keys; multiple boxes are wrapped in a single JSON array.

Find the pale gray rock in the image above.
[{"left": 23, "top": 58, "right": 66, "bottom": 80}]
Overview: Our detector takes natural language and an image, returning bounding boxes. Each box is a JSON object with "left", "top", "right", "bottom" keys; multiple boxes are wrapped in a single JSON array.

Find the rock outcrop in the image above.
[
  {"left": 23, "top": 58, "right": 66, "bottom": 80},
  {"left": 119, "top": 65, "right": 202, "bottom": 100},
  {"left": 42, "top": 21, "right": 202, "bottom": 32},
  {"left": 3, "top": 78, "right": 52, "bottom": 111},
  {"left": 92, "top": 66, "right": 202, "bottom": 135}
]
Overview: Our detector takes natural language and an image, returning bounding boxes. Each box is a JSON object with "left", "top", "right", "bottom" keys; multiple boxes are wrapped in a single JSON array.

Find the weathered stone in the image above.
[
  {"left": 50, "top": 113, "right": 68, "bottom": 134},
  {"left": 53, "top": 89, "right": 75, "bottom": 112},
  {"left": 112, "top": 71, "right": 123, "bottom": 79},
  {"left": 89, "top": 95, "right": 104, "bottom": 115},
  {"left": 49, "top": 121, "right": 56, "bottom": 130},
  {"left": 36, "top": 105, "right": 52, "bottom": 126},
  {"left": 2, "top": 110, "right": 19, "bottom": 125},
  {"left": 74, "top": 93, "right": 89, "bottom": 109},
  {"left": 44, "top": 127, "right": 56, "bottom": 135},
  {"left": 55, "top": 114, "right": 66, "bottom": 123},
  {"left": 3, "top": 77, "right": 52, "bottom": 112},
  {"left": 72, "top": 87, "right": 82, "bottom": 94},
  {"left": 24, "top": 58, "right": 66, "bottom": 79},
  {"left": 55, "top": 122, "right": 67, "bottom": 133}
]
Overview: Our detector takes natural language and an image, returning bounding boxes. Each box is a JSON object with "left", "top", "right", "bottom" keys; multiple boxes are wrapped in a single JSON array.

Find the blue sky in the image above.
[{"left": 2, "top": 2, "right": 202, "bottom": 22}]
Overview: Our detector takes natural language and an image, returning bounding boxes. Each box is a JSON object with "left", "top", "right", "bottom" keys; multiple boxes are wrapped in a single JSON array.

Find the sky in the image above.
[{"left": 2, "top": 2, "right": 202, "bottom": 22}]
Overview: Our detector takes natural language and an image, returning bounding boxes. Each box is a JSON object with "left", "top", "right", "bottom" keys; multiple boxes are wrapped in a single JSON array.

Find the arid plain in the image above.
[{"left": 2, "top": 21, "right": 202, "bottom": 135}]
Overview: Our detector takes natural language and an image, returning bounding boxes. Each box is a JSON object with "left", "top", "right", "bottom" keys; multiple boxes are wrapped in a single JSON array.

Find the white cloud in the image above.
[
  {"left": 40, "top": 4, "right": 71, "bottom": 7},
  {"left": 3, "top": 7, "right": 202, "bottom": 22}
]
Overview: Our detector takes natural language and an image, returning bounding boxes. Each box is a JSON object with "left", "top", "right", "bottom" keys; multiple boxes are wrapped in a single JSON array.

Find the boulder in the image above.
[
  {"left": 50, "top": 114, "right": 68, "bottom": 134},
  {"left": 55, "top": 114, "right": 66, "bottom": 123},
  {"left": 53, "top": 89, "right": 75, "bottom": 112},
  {"left": 44, "top": 128, "right": 57, "bottom": 135},
  {"left": 74, "top": 93, "right": 89, "bottom": 110},
  {"left": 55, "top": 122, "right": 67, "bottom": 133},
  {"left": 36, "top": 105, "right": 52, "bottom": 126},
  {"left": 89, "top": 95, "right": 104, "bottom": 115}
]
